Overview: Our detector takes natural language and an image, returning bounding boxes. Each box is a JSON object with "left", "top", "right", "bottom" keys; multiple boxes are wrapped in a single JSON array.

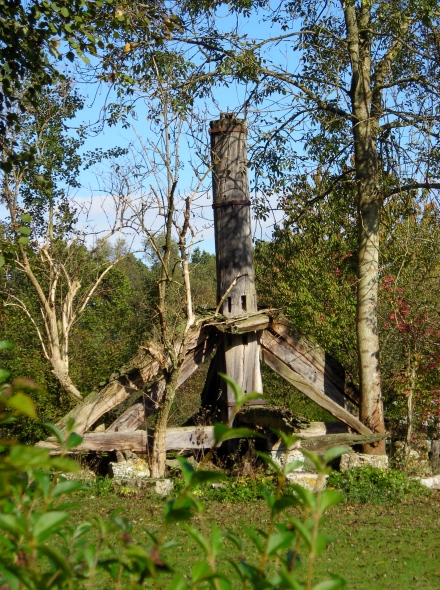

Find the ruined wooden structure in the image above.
[{"left": 38, "top": 114, "right": 384, "bottom": 457}]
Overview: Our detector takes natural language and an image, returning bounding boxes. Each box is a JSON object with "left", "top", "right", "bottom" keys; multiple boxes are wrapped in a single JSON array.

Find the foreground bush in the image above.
[{"left": 0, "top": 354, "right": 346, "bottom": 589}]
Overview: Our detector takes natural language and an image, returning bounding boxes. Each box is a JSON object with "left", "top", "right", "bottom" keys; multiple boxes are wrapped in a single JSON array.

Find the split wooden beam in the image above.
[
  {"left": 37, "top": 426, "right": 217, "bottom": 454},
  {"left": 205, "top": 311, "right": 271, "bottom": 335},
  {"left": 261, "top": 348, "right": 371, "bottom": 434},
  {"left": 53, "top": 326, "right": 218, "bottom": 435},
  {"left": 107, "top": 403, "right": 145, "bottom": 433},
  {"left": 263, "top": 321, "right": 359, "bottom": 405}
]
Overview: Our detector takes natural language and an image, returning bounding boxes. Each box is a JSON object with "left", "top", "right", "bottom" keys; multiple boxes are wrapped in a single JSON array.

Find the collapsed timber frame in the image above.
[{"left": 38, "top": 114, "right": 385, "bottom": 457}]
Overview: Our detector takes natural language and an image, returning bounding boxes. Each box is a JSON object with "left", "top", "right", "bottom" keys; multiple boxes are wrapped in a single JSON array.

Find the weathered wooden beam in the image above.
[
  {"left": 107, "top": 403, "right": 145, "bottom": 433},
  {"left": 299, "top": 432, "right": 387, "bottom": 453},
  {"left": 37, "top": 426, "right": 217, "bottom": 453},
  {"left": 206, "top": 311, "right": 271, "bottom": 334},
  {"left": 262, "top": 349, "right": 372, "bottom": 435},
  {"left": 268, "top": 321, "right": 359, "bottom": 405},
  {"left": 53, "top": 326, "right": 218, "bottom": 435},
  {"left": 261, "top": 328, "right": 359, "bottom": 415},
  {"left": 238, "top": 406, "right": 350, "bottom": 435},
  {"left": 211, "top": 114, "right": 263, "bottom": 412}
]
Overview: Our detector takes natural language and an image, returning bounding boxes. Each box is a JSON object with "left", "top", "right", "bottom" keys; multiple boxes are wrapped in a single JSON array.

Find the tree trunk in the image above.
[
  {"left": 345, "top": 2, "right": 385, "bottom": 454},
  {"left": 404, "top": 363, "right": 416, "bottom": 467},
  {"left": 51, "top": 356, "right": 82, "bottom": 400},
  {"left": 150, "top": 373, "right": 179, "bottom": 478}
]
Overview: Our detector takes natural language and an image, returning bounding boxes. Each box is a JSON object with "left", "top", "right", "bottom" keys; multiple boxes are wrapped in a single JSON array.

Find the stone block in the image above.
[
  {"left": 267, "top": 438, "right": 304, "bottom": 472},
  {"left": 340, "top": 452, "right": 388, "bottom": 472},
  {"left": 109, "top": 457, "right": 150, "bottom": 479},
  {"left": 418, "top": 475, "right": 440, "bottom": 490},
  {"left": 287, "top": 472, "right": 328, "bottom": 492}
]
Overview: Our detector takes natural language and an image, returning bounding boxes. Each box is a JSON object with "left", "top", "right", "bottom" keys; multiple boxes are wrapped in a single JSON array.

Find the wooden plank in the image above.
[
  {"left": 269, "top": 322, "right": 359, "bottom": 405},
  {"left": 210, "top": 313, "right": 271, "bottom": 334},
  {"left": 107, "top": 403, "right": 145, "bottom": 433},
  {"left": 262, "top": 349, "right": 372, "bottom": 435},
  {"left": 261, "top": 330, "right": 359, "bottom": 416},
  {"left": 53, "top": 326, "right": 217, "bottom": 435},
  {"left": 37, "top": 426, "right": 217, "bottom": 453},
  {"left": 300, "top": 432, "right": 387, "bottom": 453},
  {"left": 238, "top": 406, "right": 349, "bottom": 435}
]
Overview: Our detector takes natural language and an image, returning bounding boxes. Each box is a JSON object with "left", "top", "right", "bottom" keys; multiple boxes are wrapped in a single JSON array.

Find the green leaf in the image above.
[
  {"left": 223, "top": 530, "right": 243, "bottom": 551},
  {"left": 0, "top": 341, "right": 13, "bottom": 350},
  {"left": 60, "top": 6, "right": 69, "bottom": 16},
  {"left": 323, "top": 446, "right": 350, "bottom": 465},
  {"left": 290, "top": 484, "right": 317, "bottom": 510},
  {"left": 0, "top": 254, "right": 5, "bottom": 268},
  {"left": 20, "top": 214, "right": 31, "bottom": 222},
  {"left": 239, "top": 391, "right": 265, "bottom": 408},
  {"left": 169, "top": 574, "right": 188, "bottom": 590},
  {"left": 17, "top": 237, "right": 29, "bottom": 245},
  {"left": 65, "top": 432, "right": 83, "bottom": 450},
  {"left": 177, "top": 455, "right": 195, "bottom": 486},
  {"left": 8, "top": 445, "right": 50, "bottom": 469},
  {"left": 42, "top": 422, "right": 65, "bottom": 444},
  {"left": 192, "top": 561, "right": 211, "bottom": 582},
  {"left": 189, "top": 470, "right": 226, "bottom": 489},
  {"left": 52, "top": 480, "right": 88, "bottom": 497},
  {"left": 312, "top": 575, "right": 346, "bottom": 590},
  {"left": 266, "top": 531, "right": 295, "bottom": 556},
  {"left": 284, "top": 460, "right": 305, "bottom": 475},
  {"left": 256, "top": 451, "right": 282, "bottom": 474},
  {"left": 50, "top": 456, "right": 80, "bottom": 473},
  {"left": 214, "top": 424, "right": 261, "bottom": 445},
  {"left": 0, "top": 368, "right": 11, "bottom": 383},
  {"left": 218, "top": 373, "right": 243, "bottom": 404},
  {"left": 210, "top": 525, "right": 223, "bottom": 559},
  {"left": 289, "top": 518, "right": 312, "bottom": 549},
  {"left": 18, "top": 226, "right": 31, "bottom": 236},
  {"left": 271, "top": 429, "right": 299, "bottom": 452},
  {"left": 33, "top": 511, "right": 69, "bottom": 541},
  {"left": 319, "top": 489, "right": 343, "bottom": 514},
  {"left": 185, "top": 525, "right": 209, "bottom": 555},
  {"left": 278, "top": 570, "right": 304, "bottom": 589},
  {"left": 301, "top": 449, "right": 323, "bottom": 472},
  {"left": 272, "top": 495, "right": 299, "bottom": 516},
  {"left": 243, "top": 526, "right": 263, "bottom": 553},
  {"left": 7, "top": 393, "right": 36, "bottom": 418},
  {"left": 73, "top": 522, "right": 92, "bottom": 539},
  {"left": 0, "top": 514, "right": 27, "bottom": 537}
]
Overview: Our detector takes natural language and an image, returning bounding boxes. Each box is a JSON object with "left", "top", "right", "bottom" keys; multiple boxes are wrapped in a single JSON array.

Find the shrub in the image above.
[{"left": 327, "top": 465, "right": 429, "bottom": 504}]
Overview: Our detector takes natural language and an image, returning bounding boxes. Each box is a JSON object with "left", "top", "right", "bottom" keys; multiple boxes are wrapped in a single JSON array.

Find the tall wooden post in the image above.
[{"left": 210, "top": 113, "right": 263, "bottom": 419}]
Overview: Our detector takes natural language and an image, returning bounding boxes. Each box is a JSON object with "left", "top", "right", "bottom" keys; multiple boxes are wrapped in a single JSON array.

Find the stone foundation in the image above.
[{"left": 340, "top": 452, "right": 389, "bottom": 471}]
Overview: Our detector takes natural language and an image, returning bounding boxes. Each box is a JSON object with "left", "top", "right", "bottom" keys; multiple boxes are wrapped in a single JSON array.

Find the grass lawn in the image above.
[{"left": 68, "top": 486, "right": 440, "bottom": 589}]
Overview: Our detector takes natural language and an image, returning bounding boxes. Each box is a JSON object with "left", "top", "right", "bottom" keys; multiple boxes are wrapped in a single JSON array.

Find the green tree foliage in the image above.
[
  {"left": 233, "top": 0, "right": 440, "bottom": 449},
  {"left": 379, "top": 198, "right": 440, "bottom": 450},
  {"left": 255, "top": 173, "right": 358, "bottom": 379},
  {"left": 255, "top": 185, "right": 440, "bottom": 442}
]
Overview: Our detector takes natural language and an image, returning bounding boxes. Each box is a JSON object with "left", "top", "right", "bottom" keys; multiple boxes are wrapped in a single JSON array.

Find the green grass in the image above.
[{"left": 68, "top": 484, "right": 440, "bottom": 589}]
